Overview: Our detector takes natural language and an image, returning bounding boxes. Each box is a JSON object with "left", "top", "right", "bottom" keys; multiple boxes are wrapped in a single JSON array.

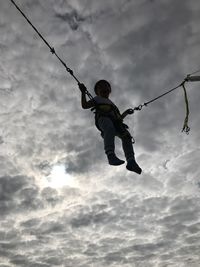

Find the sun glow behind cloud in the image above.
[{"left": 46, "top": 164, "right": 77, "bottom": 188}]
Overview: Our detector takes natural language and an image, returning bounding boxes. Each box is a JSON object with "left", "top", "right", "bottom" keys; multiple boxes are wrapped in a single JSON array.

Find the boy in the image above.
[{"left": 79, "top": 80, "right": 142, "bottom": 174}]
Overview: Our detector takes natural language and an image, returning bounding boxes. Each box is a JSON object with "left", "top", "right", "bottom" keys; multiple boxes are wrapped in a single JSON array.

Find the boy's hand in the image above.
[
  {"left": 126, "top": 108, "right": 134, "bottom": 115},
  {"left": 121, "top": 108, "right": 134, "bottom": 119},
  {"left": 78, "top": 83, "right": 87, "bottom": 93}
]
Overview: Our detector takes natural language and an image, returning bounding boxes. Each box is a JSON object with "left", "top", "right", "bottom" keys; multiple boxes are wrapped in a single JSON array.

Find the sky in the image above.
[{"left": 0, "top": 0, "right": 200, "bottom": 266}]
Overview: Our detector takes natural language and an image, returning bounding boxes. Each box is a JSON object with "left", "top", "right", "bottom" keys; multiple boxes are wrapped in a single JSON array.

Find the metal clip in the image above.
[{"left": 50, "top": 47, "right": 55, "bottom": 54}]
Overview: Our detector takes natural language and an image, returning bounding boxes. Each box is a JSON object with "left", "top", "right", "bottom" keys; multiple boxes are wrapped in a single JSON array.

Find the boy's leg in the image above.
[
  {"left": 98, "top": 117, "right": 124, "bottom": 165},
  {"left": 121, "top": 133, "right": 142, "bottom": 174},
  {"left": 121, "top": 133, "right": 135, "bottom": 161},
  {"left": 98, "top": 117, "right": 115, "bottom": 154}
]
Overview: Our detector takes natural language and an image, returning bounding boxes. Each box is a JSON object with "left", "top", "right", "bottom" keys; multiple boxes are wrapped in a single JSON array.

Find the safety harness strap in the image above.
[{"left": 93, "top": 104, "right": 135, "bottom": 143}]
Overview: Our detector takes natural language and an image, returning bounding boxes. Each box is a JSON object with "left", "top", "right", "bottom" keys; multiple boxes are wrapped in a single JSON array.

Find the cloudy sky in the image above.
[{"left": 1, "top": 0, "right": 200, "bottom": 266}]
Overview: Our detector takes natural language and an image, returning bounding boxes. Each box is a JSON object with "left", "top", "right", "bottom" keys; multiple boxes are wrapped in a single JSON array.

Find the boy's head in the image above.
[{"left": 94, "top": 80, "right": 111, "bottom": 98}]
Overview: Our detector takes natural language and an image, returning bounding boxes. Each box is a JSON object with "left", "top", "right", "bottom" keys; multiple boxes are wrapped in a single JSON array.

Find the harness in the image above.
[{"left": 91, "top": 104, "right": 135, "bottom": 142}]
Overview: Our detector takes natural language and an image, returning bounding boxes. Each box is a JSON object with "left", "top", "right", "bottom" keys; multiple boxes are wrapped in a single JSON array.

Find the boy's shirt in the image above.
[
  {"left": 93, "top": 96, "right": 115, "bottom": 106},
  {"left": 93, "top": 96, "right": 121, "bottom": 120}
]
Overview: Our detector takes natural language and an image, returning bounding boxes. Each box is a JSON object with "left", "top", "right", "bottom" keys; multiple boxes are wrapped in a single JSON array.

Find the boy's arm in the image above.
[
  {"left": 81, "top": 92, "right": 95, "bottom": 109},
  {"left": 79, "top": 83, "right": 95, "bottom": 109}
]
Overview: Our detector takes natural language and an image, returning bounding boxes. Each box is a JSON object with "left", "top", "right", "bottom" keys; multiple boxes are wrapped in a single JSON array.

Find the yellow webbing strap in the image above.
[{"left": 182, "top": 82, "right": 190, "bottom": 134}]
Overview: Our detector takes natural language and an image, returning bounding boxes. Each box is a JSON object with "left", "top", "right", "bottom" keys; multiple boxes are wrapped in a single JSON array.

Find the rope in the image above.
[{"left": 10, "top": 0, "right": 94, "bottom": 101}]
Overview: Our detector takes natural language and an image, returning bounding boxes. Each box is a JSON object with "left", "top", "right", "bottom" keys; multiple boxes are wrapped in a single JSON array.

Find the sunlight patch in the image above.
[{"left": 46, "top": 164, "right": 77, "bottom": 188}]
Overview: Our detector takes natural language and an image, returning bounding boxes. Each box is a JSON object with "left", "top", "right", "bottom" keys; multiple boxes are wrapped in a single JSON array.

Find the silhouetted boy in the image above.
[{"left": 79, "top": 80, "right": 142, "bottom": 174}]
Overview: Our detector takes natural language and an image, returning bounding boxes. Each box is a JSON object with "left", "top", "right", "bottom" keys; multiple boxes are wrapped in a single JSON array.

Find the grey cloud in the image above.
[
  {"left": 41, "top": 187, "right": 63, "bottom": 206},
  {"left": 36, "top": 221, "right": 65, "bottom": 235},
  {"left": 20, "top": 218, "right": 40, "bottom": 228},
  {"left": 41, "top": 256, "right": 63, "bottom": 266},
  {"left": 0, "top": 175, "right": 34, "bottom": 215},
  {"left": 55, "top": 10, "right": 85, "bottom": 31},
  {"left": 0, "top": 175, "right": 25, "bottom": 200},
  {"left": 187, "top": 223, "right": 200, "bottom": 235},
  {"left": 64, "top": 125, "right": 106, "bottom": 174},
  {"left": 71, "top": 203, "right": 113, "bottom": 228},
  {"left": 66, "top": 143, "right": 104, "bottom": 174},
  {"left": 0, "top": 174, "right": 61, "bottom": 218},
  {"left": 104, "top": 251, "right": 128, "bottom": 264},
  {"left": 10, "top": 254, "right": 30, "bottom": 266},
  {"left": 27, "top": 264, "right": 50, "bottom": 267}
]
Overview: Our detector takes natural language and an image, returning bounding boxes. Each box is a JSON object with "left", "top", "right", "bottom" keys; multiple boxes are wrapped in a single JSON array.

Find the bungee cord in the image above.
[
  {"left": 132, "top": 73, "right": 200, "bottom": 134},
  {"left": 187, "top": 68, "right": 200, "bottom": 76},
  {"left": 132, "top": 80, "right": 190, "bottom": 133},
  {"left": 10, "top": 0, "right": 200, "bottom": 134},
  {"left": 9, "top": 0, "right": 94, "bottom": 101}
]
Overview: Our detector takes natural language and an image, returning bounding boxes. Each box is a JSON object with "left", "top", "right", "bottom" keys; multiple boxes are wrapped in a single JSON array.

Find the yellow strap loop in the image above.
[{"left": 182, "top": 83, "right": 190, "bottom": 134}]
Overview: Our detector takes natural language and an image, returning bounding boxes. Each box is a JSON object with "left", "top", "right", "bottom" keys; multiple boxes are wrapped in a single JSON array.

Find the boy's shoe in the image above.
[
  {"left": 126, "top": 159, "right": 142, "bottom": 174},
  {"left": 107, "top": 153, "right": 125, "bottom": 166}
]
